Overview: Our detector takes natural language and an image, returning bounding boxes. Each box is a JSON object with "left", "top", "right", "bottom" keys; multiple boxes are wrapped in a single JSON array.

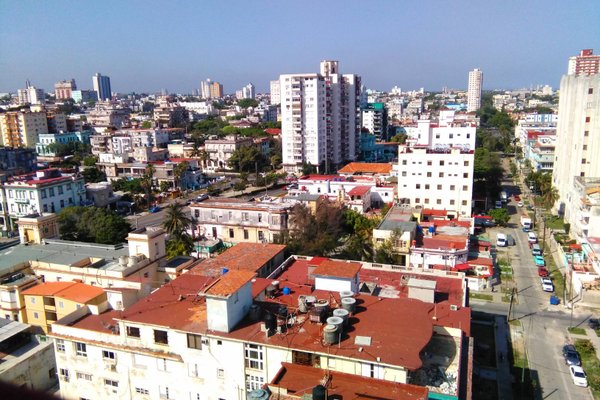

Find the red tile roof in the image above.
[
  {"left": 271, "top": 362, "right": 429, "bottom": 400},
  {"left": 348, "top": 186, "right": 371, "bottom": 196},
  {"left": 264, "top": 128, "right": 281, "bottom": 135},
  {"left": 22, "top": 282, "right": 105, "bottom": 304},
  {"left": 338, "top": 162, "right": 393, "bottom": 175},
  {"left": 422, "top": 208, "right": 448, "bottom": 217},
  {"left": 313, "top": 259, "right": 362, "bottom": 279},
  {"left": 189, "top": 243, "right": 286, "bottom": 277},
  {"left": 421, "top": 236, "right": 467, "bottom": 250},
  {"left": 203, "top": 270, "right": 256, "bottom": 297}
]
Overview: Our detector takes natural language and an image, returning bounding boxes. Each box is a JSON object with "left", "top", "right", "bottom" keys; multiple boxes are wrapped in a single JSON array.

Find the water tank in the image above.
[
  {"left": 272, "top": 280, "right": 280, "bottom": 290},
  {"left": 326, "top": 316, "right": 344, "bottom": 333},
  {"left": 340, "top": 290, "right": 354, "bottom": 299},
  {"left": 265, "top": 285, "right": 276, "bottom": 298},
  {"left": 127, "top": 255, "right": 137, "bottom": 267},
  {"left": 314, "top": 299, "right": 329, "bottom": 313},
  {"left": 221, "top": 268, "right": 229, "bottom": 275},
  {"left": 264, "top": 313, "right": 276, "bottom": 331},
  {"left": 333, "top": 308, "right": 349, "bottom": 325},
  {"left": 119, "top": 256, "right": 128, "bottom": 266},
  {"left": 312, "top": 385, "right": 327, "bottom": 400},
  {"left": 249, "top": 304, "right": 262, "bottom": 321},
  {"left": 282, "top": 287, "right": 291, "bottom": 295},
  {"left": 323, "top": 324, "right": 339, "bottom": 345},
  {"left": 305, "top": 295, "right": 316, "bottom": 307},
  {"left": 277, "top": 304, "right": 288, "bottom": 320},
  {"left": 248, "top": 388, "right": 270, "bottom": 400},
  {"left": 298, "top": 295, "right": 308, "bottom": 313},
  {"left": 341, "top": 297, "right": 356, "bottom": 313}
]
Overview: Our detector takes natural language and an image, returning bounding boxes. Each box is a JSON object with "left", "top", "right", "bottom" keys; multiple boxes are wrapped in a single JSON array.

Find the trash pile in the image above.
[{"left": 411, "top": 366, "right": 458, "bottom": 395}]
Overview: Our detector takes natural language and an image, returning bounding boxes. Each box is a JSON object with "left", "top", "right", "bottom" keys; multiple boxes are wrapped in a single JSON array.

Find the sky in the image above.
[{"left": 1, "top": 0, "right": 599, "bottom": 94}]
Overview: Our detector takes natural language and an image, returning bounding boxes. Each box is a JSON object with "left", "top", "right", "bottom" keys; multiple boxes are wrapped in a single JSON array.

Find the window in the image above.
[
  {"left": 102, "top": 350, "right": 115, "bottom": 360},
  {"left": 450, "top": 200, "right": 455, "bottom": 205},
  {"left": 76, "top": 372, "right": 92, "bottom": 381},
  {"left": 585, "top": 116, "right": 591, "bottom": 123},
  {"left": 436, "top": 199, "right": 442, "bottom": 205},
  {"left": 424, "top": 198, "right": 430, "bottom": 204},
  {"left": 242, "top": 212, "right": 249, "bottom": 221},
  {"left": 75, "top": 342, "right": 87, "bottom": 357},
  {"left": 49, "top": 368, "right": 55, "bottom": 379},
  {"left": 258, "top": 231, "right": 264, "bottom": 241},
  {"left": 426, "top": 172, "right": 432, "bottom": 177},
  {"left": 66, "top": 183, "right": 71, "bottom": 190},
  {"left": 584, "top": 131, "right": 589, "bottom": 137},
  {"left": 136, "top": 388, "right": 149, "bottom": 395},
  {"left": 450, "top": 185, "right": 455, "bottom": 190},
  {"left": 462, "top": 185, "right": 468, "bottom": 191},
  {"left": 41, "top": 189, "right": 47, "bottom": 199},
  {"left": 439, "top": 172, "right": 444, "bottom": 177},
  {"left": 416, "top": 184, "right": 421, "bottom": 189},
  {"left": 228, "top": 228, "right": 234, "bottom": 238},
  {"left": 402, "top": 160, "right": 407, "bottom": 165},
  {"left": 59, "top": 368, "right": 69, "bottom": 379},
  {"left": 33, "top": 312, "right": 39, "bottom": 319},
  {"left": 582, "top": 159, "right": 587, "bottom": 164},
  {"left": 427, "top": 161, "right": 432, "bottom": 166},
  {"left": 246, "top": 374, "right": 265, "bottom": 391},
  {"left": 583, "top": 145, "right": 588, "bottom": 150},
  {"left": 30, "top": 297, "right": 36, "bottom": 304},
  {"left": 258, "top": 214, "right": 262, "bottom": 222},
  {"left": 58, "top": 186, "right": 64, "bottom": 195},
  {"left": 462, "top": 200, "right": 468, "bottom": 206},
  {"left": 401, "top": 171, "right": 407, "bottom": 177},
  {"left": 58, "top": 301, "right": 64, "bottom": 308},
  {"left": 589, "top": 88, "right": 594, "bottom": 94},
  {"left": 154, "top": 329, "right": 168, "bottom": 345},
  {"left": 415, "top": 198, "right": 420, "bottom": 203},
  {"left": 104, "top": 379, "right": 118, "bottom": 387},
  {"left": 49, "top": 188, "right": 55, "bottom": 197},
  {"left": 187, "top": 334, "right": 202, "bottom": 349},
  {"left": 440, "top": 161, "right": 445, "bottom": 166},
  {"left": 463, "top": 173, "right": 468, "bottom": 178},
  {"left": 126, "top": 326, "right": 140, "bottom": 338},
  {"left": 437, "top": 185, "right": 442, "bottom": 190},
  {"left": 425, "top": 184, "right": 430, "bottom": 189},
  {"left": 217, "top": 369, "right": 225, "bottom": 378},
  {"left": 244, "top": 343, "right": 264, "bottom": 370},
  {"left": 56, "top": 339, "right": 65, "bottom": 353},
  {"left": 160, "top": 385, "right": 170, "bottom": 399},
  {"left": 464, "top": 160, "right": 469, "bottom": 166},
  {"left": 244, "top": 230, "right": 249, "bottom": 240}
]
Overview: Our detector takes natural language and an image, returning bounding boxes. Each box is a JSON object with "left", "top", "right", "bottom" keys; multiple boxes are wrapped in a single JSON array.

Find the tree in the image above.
[
  {"left": 237, "top": 98, "right": 259, "bottom": 108},
  {"left": 141, "top": 121, "right": 152, "bottom": 129},
  {"left": 141, "top": 164, "right": 155, "bottom": 207},
  {"left": 82, "top": 167, "right": 106, "bottom": 183},
  {"left": 58, "top": 207, "right": 131, "bottom": 244},
  {"left": 173, "top": 161, "right": 189, "bottom": 190},
  {"left": 489, "top": 208, "right": 510, "bottom": 226},
  {"left": 233, "top": 181, "right": 247, "bottom": 194},
  {"left": 82, "top": 155, "right": 97, "bottom": 166},
  {"left": 390, "top": 133, "right": 408, "bottom": 144},
  {"left": 162, "top": 203, "right": 194, "bottom": 258},
  {"left": 159, "top": 181, "right": 170, "bottom": 193},
  {"left": 228, "top": 146, "right": 266, "bottom": 172}
]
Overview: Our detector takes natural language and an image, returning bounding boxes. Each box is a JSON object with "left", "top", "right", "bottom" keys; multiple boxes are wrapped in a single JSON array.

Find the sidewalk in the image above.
[{"left": 495, "top": 316, "right": 514, "bottom": 400}]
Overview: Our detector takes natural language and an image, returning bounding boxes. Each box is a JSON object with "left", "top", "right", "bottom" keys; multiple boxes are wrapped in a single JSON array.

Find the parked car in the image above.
[
  {"left": 496, "top": 233, "right": 507, "bottom": 247},
  {"left": 528, "top": 232, "right": 538, "bottom": 244},
  {"left": 286, "top": 183, "right": 298, "bottom": 190},
  {"left": 534, "top": 255, "right": 546, "bottom": 267},
  {"left": 506, "top": 234, "right": 515, "bottom": 246},
  {"left": 518, "top": 201, "right": 524, "bottom": 207},
  {"left": 195, "top": 194, "right": 209, "bottom": 202},
  {"left": 562, "top": 344, "right": 582, "bottom": 366},
  {"left": 149, "top": 205, "right": 161, "bottom": 213},
  {"left": 569, "top": 365, "right": 588, "bottom": 387},
  {"left": 589, "top": 318, "right": 599, "bottom": 330},
  {"left": 540, "top": 277, "right": 554, "bottom": 292},
  {"left": 537, "top": 267, "right": 549, "bottom": 277},
  {"left": 531, "top": 244, "right": 542, "bottom": 256}
]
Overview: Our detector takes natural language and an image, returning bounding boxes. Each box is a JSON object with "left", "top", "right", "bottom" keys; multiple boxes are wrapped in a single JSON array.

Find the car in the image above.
[
  {"left": 518, "top": 201, "right": 524, "bottom": 207},
  {"left": 569, "top": 365, "right": 588, "bottom": 387},
  {"left": 562, "top": 344, "right": 582, "bottom": 366},
  {"left": 528, "top": 232, "right": 538, "bottom": 244},
  {"left": 537, "top": 267, "right": 549, "bottom": 277},
  {"left": 534, "top": 255, "right": 546, "bottom": 267},
  {"left": 541, "top": 277, "right": 554, "bottom": 292},
  {"left": 149, "top": 205, "right": 161, "bottom": 213},
  {"left": 286, "top": 183, "right": 298, "bottom": 190},
  {"left": 195, "top": 194, "right": 209, "bottom": 202},
  {"left": 589, "top": 318, "right": 599, "bottom": 330},
  {"left": 522, "top": 227, "right": 530, "bottom": 233}
]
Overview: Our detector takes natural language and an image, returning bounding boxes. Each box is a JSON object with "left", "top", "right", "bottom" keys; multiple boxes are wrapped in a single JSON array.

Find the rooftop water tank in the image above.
[
  {"left": 340, "top": 290, "right": 354, "bottom": 299},
  {"left": 282, "top": 287, "right": 291, "bottom": 295},
  {"left": 323, "top": 324, "right": 339, "bottom": 345},
  {"left": 298, "top": 295, "right": 308, "bottom": 313},
  {"left": 312, "top": 385, "right": 327, "bottom": 400},
  {"left": 314, "top": 299, "right": 329, "bottom": 313},
  {"left": 265, "top": 285, "right": 276, "bottom": 298},
  {"left": 272, "top": 280, "right": 280, "bottom": 290},
  {"left": 248, "top": 388, "right": 270, "bottom": 400},
  {"left": 222, "top": 268, "right": 229, "bottom": 275},
  {"left": 333, "top": 308, "right": 349, "bottom": 325},
  {"left": 326, "top": 316, "right": 344, "bottom": 333},
  {"left": 341, "top": 297, "right": 356, "bottom": 313},
  {"left": 305, "top": 295, "right": 316, "bottom": 306}
]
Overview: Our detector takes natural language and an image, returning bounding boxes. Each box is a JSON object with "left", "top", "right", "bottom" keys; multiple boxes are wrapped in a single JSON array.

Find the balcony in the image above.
[{"left": 14, "top": 198, "right": 30, "bottom": 204}]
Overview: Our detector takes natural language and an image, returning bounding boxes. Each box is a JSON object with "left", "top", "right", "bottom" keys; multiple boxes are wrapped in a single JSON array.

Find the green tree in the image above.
[
  {"left": 237, "top": 98, "right": 259, "bottom": 108},
  {"left": 141, "top": 120, "right": 152, "bottom": 129},
  {"left": 159, "top": 181, "right": 170, "bottom": 193},
  {"left": 489, "top": 208, "right": 510, "bottom": 226},
  {"left": 173, "top": 161, "right": 189, "bottom": 190},
  {"left": 141, "top": 164, "right": 155, "bottom": 207},
  {"left": 82, "top": 155, "right": 97, "bottom": 166},
  {"left": 162, "top": 203, "right": 194, "bottom": 258},
  {"left": 228, "top": 146, "right": 266, "bottom": 172},
  {"left": 82, "top": 167, "right": 106, "bottom": 183},
  {"left": 58, "top": 207, "right": 131, "bottom": 244},
  {"left": 233, "top": 181, "right": 247, "bottom": 193},
  {"left": 390, "top": 133, "right": 408, "bottom": 144}
]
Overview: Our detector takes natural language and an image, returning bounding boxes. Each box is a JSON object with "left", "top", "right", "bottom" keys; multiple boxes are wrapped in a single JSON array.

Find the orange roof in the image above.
[
  {"left": 22, "top": 282, "right": 105, "bottom": 304},
  {"left": 338, "top": 162, "right": 392, "bottom": 175},
  {"left": 264, "top": 128, "right": 281, "bottom": 135},
  {"left": 422, "top": 208, "right": 448, "bottom": 217},
  {"left": 313, "top": 259, "right": 362, "bottom": 279},
  {"left": 348, "top": 185, "right": 371, "bottom": 196},
  {"left": 271, "top": 362, "right": 428, "bottom": 400},
  {"left": 203, "top": 270, "right": 256, "bottom": 297},
  {"left": 189, "top": 243, "right": 286, "bottom": 277}
]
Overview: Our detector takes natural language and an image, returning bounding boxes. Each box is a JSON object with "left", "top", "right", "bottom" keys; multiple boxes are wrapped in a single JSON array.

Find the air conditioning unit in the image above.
[
  {"left": 450, "top": 305, "right": 459, "bottom": 311},
  {"left": 201, "top": 338, "right": 209, "bottom": 345}
]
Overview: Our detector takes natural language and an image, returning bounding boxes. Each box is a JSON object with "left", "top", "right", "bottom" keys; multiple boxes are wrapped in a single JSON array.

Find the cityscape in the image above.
[{"left": 0, "top": 2, "right": 599, "bottom": 400}]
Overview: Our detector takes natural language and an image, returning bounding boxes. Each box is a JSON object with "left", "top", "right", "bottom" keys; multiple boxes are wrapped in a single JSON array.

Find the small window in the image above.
[
  {"left": 217, "top": 340, "right": 222, "bottom": 345},
  {"left": 243, "top": 230, "right": 249, "bottom": 239},
  {"left": 126, "top": 326, "right": 140, "bottom": 338},
  {"left": 76, "top": 372, "right": 92, "bottom": 381},
  {"left": 439, "top": 161, "right": 445, "bottom": 166},
  {"left": 228, "top": 228, "right": 234, "bottom": 238},
  {"left": 425, "top": 184, "right": 430, "bottom": 190},
  {"left": 104, "top": 379, "right": 118, "bottom": 387},
  {"left": 462, "top": 200, "right": 468, "bottom": 206},
  {"left": 462, "top": 185, "right": 468, "bottom": 191},
  {"left": 59, "top": 368, "right": 69, "bottom": 378},
  {"left": 589, "top": 88, "right": 594, "bottom": 94},
  {"left": 584, "top": 131, "right": 589, "bottom": 137},
  {"left": 217, "top": 368, "right": 225, "bottom": 378},
  {"left": 33, "top": 312, "right": 39, "bottom": 319},
  {"left": 56, "top": 339, "right": 65, "bottom": 353},
  {"left": 416, "top": 184, "right": 421, "bottom": 189},
  {"left": 415, "top": 198, "right": 420, "bottom": 203},
  {"left": 187, "top": 334, "right": 202, "bottom": 350},
  {"left": 463, "top": 173, "right": 468, "bottom": 178},
  {"left": 30, "top": 297, "right": 36, "bottom": 304},
  {"left": 154, "top": 329, "right": 168, "bottom": 345},
  {"left": 427, "top": 161, "right": 432, "bottom": 166},
  {"left": 437, "top": 185, "right": 442, "bottom": 190},
  {"left": 436, "top": 199, "right": 442, "bottom": 205},
  {"left": 75, "top": 342, "right": 87, "bottom": 357},
  {"left": 585, "top": 116, "right": 591, "bottom": 123},
  {"left": 439, "top": 172, "right": 444, "bottom": 177},
  {"left": 582, "top": 159, "right": 586, "bottom": 164},
  {"left": 136, "top": 388, "right": 149, "bottom": 395},
  {"left": 402, "top": 160, "right": 407, "bottom": 165},
  {"left": 424, "top": 198, "right": 430, "bottom": 204},
  {"left": 426, "top": 172, "right": 432, "bottom": 177},
  {"left": 450, "top": 185, "right": 455, "bottom": 190},
  {"left": 102, "top": 350, "right": 116, "bottom": 360}
]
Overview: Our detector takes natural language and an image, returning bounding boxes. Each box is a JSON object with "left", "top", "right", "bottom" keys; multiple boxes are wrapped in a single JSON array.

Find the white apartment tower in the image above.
[
  {"left": 270, "top": 80, "right": 280, "bottom": 105},
  {"left": 467, "top": 69, "right": 483, "bottom": 112},
  {"left": 280, "top": 60, "right": 361, "bottom": 173},
  {"left": 552, "top": 74, "right": 600, "bottom": 219},
  {"left": 200, "top": 79, "right": 212, "bottom": 99}
]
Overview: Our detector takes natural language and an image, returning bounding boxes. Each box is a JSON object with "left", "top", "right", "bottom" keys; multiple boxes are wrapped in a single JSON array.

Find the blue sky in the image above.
[{"left": 1, "top": 1, "right": 599, "bottom": 94}]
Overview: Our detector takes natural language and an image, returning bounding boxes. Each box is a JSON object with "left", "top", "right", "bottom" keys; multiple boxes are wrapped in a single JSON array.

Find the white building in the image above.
[
  {"left": 405, "top": 112, "right": 476, "bottom": 150},
  {"left": 397, "top": 146, "right": 474, "bottom": 217},
  {"left": 467, "top": 69, "right": 483, "bottom": 112},
  {"left": 204, "top": 134, "right": 254, "bottom": 171},
  {"left": 280, "top": 61, "right": 360, "bottom": 173},
  {"left": 0, "top": 169, "right": 86, "bottom": 231},
  {"left": 238, "top": 83, "right": 255, "bottom": 100},
  {"left": 552, "top": 74, "right": 600, "bottom": 218},
  {"left": 17, "top": 85, "right": 46, "bottom": 105},
  {"left": 200, "top": 79, "right": 212, "bottom": 99},
  {"left": 270, "top": 79, "right": 280, "bottom": 105}
]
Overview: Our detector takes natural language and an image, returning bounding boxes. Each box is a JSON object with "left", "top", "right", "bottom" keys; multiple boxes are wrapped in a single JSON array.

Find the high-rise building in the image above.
[
  {"left": 567, "top": 49, "right": 600, "bottom": 76},
  {"left": 210, "top": 82, "right": 223, "bottom": 99},
  {"left": 361, "top": 103, "right": 388, "bottom": 140},
  {"left": 200, "top": 79, "right": 212, "bottom": 99},
  {"left": 241, "top": 83, "right": 255, "bottom": 99},
  {"left": 467, "top": 68, "right": 483, "bottom": 112},
  {"left": 54, "top": 79, "right": 77, "bottom": 100},
  {"left": 17, "top": 83, "right": 46, "bottom": 105},
  {"left": 0, "top": 110, "right": 49, "bottom": 148},
  {"left": 270, "top": 79, "right": 280, "bottom": 104},
  {"left": 552, "top": 74, "right": 600, "bottom": 219},
  {"left": 92, "top": 73, "right": 112, "bottom": 101},
  {"left": 280, "top": 60, "right": 360, "bottom": 173}
]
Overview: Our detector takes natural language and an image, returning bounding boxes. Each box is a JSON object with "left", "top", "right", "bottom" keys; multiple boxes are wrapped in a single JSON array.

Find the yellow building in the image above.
[
  {"left": 0, "top": 111, "right": 48, "bottom": 148},
  {"left": 22, "top": 281, "right": 108, "bottom": 334}
]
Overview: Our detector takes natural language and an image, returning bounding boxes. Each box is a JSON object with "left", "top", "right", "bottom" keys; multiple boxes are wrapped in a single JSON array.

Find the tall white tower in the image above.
[{"left": 467, "top": 68, "right": 483, "bottom": 112}]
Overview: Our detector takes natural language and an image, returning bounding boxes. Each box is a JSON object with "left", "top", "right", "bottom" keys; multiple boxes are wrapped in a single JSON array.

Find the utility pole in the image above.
[{"left": 507, "top": 287, "right": 516, "bottom": 322}]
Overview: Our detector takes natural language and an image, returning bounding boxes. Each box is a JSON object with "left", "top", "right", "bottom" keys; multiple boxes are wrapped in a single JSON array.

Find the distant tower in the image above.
[
  {"left": 467, "top": 68, "right": 483, "bottom": 112},
  {"left": 567, "top": 49, "right": 600, "bottom": 76},
  {"left": 92, "top": 73, "right": 112, "bottom": 101}
]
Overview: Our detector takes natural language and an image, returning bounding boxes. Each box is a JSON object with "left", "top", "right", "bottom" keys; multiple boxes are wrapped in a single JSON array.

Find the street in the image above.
[{"left": 471, "top": 171, "right": 594, "bottom": 400}]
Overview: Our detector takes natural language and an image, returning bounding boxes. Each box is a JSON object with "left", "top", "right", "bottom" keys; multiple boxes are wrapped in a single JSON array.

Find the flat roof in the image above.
[
  {"left": 338, "top": 162, "right": 393, "bottom": 175},
  {"left": 0, "top": 240, "right": 129, "bottom": 275},
  {"left": 0, "top": 318, "right": 29, "bottom": 342},
  {"left": 203, "top": 270, "right": 256, "bottom": 298},
  {"left": 313, "top": 259, "right": 362, "bottom": 279},
  {"left": 271, "top": 362, "right": 428, "bottom": 400},
  {"left": 377, "top": 206, "right": 417, "bottom": 232},
  {"left": 189, "top": 243, "right": 286, "bottom": 277}
]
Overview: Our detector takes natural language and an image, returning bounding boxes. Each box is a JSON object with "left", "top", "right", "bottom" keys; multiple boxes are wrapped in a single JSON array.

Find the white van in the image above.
[
  {"left": 528, "top": 232, "right": 538, "bottom": 244},
  {"left": 496, "top": 233, "right": 507, "bottom": 247}
]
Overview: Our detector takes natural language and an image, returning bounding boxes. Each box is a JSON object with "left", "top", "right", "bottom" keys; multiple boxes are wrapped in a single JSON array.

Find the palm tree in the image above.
[
  {"left": 162, "top": 203, "right": 192, "bottom": 236},
  {"left": 173, "top": 161, "right": 189, "bottom": 191},
  {"left": 141, "top": 163, "right": 155, "bottom": 208}
]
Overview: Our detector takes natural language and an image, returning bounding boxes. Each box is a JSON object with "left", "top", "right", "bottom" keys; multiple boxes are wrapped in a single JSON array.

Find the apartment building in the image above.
[
  {"left": 552, "top": 74, "right": 600, "bottom": 218},
  {"left": 92, "top": 73, "right": 112, "bottom": 101},
  {"left": 361, "top": 102, "right": 388, "bottom": 140},
  {"left": 568, "top": 177, "right": 600, "bottom": 244},
  {"left": 397, "top": 146, "right": 474, "bottom": 217},
  {"left": 190, "top": 198, "right": 291, "bottom": 244},
  {"left": 514, "top": 114, "right": 557, "bottom": 154},
  {"left": 527, "top": 133, "right": 556, "bottom": 172},
  {"left": 204, "top": 134, "right": 253, "bottom": 171},
  {"left": 71, "top": 90, "right": 98, "bottom": 104},
  {"left": 48, "top": 253, "right": 470, "bottom": 400},
  {"left": 17, "top": 84, "right": 45, "bottom": 105},
  {"left": 0, "top": 147, "right": 36, "bottom": 178},
  {"left": 54, "top": 79, "right": 77, "bottom": 100},
  {"left": 153, "top": 98, "right": 188, "bottom": 128},
  {"left": 405, "top": 114, "right": 477, "bottom": 150},
  {"left": 270, "top": 79, "right": 281, "bottom": 104},
  {"left": 0, "top": 268, "right": 42, "bottom": 322},
  {"left": 0, "top": 169, "right": 85, "bottom": 231},
  {"left": 0, "top": 110, "right": 49, "bottom": 148},
  {"left": 35, "top": 131, "right": 91, "bottom": 156},
  {"left": 467, "top": 68, "right": 483, "bottom": 112},
  {"left": 567, "top": 49, "right": 600, "bottom": 76},
  {"left": 280, "top": 60, "right": 361, "bottom": 173},
  {"left": 22, "top": 282, "right": 108, "bottom": 334},
  {"left": 87, "top": 103, "right": 131, "bottom": 130}
]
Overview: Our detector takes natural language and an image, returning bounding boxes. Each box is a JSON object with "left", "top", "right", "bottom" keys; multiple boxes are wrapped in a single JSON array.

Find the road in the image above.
[{"left": 472, "top": 171, "right": 593, "bottom": 400}]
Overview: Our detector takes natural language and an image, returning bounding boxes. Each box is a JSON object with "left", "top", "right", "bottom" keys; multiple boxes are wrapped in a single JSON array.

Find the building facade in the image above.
[
  {"left": 568, "top": 49, "right": 600, "bottom": 76},
  {"left": 92, "top": 73, "right": 112, "bottom": 101},
  {"left": 71, "top": 90, "right": 98, "bottom": 104},
  {"left": 0, "top": 110, "right": 49, "bottom": 148},
  {"left": 54, "top": 79, "right": 77, "bottom": 100},
  {"left": 467, "top": 68, "right": 483, "bottom": 112},
  {"left": 204, "top": 134, "right": 254, "bottom": 171},
  {"left": 35, "top": 131, "right": 91, "bottom": 156}
]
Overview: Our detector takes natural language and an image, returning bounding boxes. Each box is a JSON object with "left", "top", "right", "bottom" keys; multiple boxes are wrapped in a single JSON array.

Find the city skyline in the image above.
[{"left": 0, "top": 1, "right": 599, "bottom": 94}]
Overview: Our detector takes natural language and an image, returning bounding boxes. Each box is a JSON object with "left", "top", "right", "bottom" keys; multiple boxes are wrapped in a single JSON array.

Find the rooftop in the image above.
[
  {"left": 338, "top": 162, "right": 393, "bottom": 175},
  {"left": 313, "top": 259, "right": 362, "bottom": 279},
  {"left": 270, "top": 362, "right": 428, "bottom": 400},
  {"left": 376, "top": 205, "right": 418, "bottom": 232},
  {"left": 22, "top": 281, "right": 106, "bottom": 303},
  {"left": 189, "top": 198, "right": 291, "bottom": 212},
  {"left": 189, "top": 243, "right": 286, "bottom": 277},
  {"left": 203, "top": 270, "right": 256, "bottom": 298},
  {"left": 348, "top": 186, "right": 371, "bottom": 197}
]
